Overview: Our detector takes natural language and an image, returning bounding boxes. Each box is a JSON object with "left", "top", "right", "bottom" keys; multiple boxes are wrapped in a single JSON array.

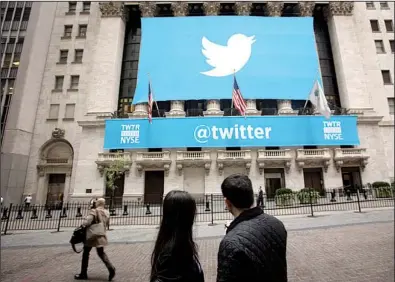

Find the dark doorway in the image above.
[
  {"left": 144, "top": 171, "right": 165, "bottom": 204},
  {"left": 264, "top": 168, "right": 285, "bottom": 199},
  {"left": 341, "top": 167, "right": 362, "bottom": 192},
  {"left": 303, "top": 168, "right": 324, "bottom": 194},
  {"left": 105, "top": 173, "right": 125, "bottom": 207},
  {"left": 46, "top": 174, "right": 65, "bottom": 209}
]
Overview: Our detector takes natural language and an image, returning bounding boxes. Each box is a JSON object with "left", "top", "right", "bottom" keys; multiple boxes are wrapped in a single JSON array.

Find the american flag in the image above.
[
  {"left": 232, "top": 76, "right": 247, "bottom": 116},
  {"left": 148, "top": 81, "right": 153, "bottom": 123}
]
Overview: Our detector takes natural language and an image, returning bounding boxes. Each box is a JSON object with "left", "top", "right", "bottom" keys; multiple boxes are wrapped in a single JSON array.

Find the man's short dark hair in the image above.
[{"left": 221, "top": 174, "right": 254, "bottom": 209}]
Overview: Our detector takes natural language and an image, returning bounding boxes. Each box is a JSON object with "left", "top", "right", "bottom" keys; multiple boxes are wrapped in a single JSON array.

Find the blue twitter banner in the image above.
[
  {"left": 103, "top": 116, "right": 360, "bottom": 149},
  {"left": 133, "top": 16, "right": 320, "bottom": 104}
]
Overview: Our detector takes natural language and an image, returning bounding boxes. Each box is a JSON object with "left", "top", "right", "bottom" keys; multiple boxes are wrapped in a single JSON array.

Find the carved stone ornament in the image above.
[
  {"left": 203, "top": 2, "right": 221, "bottom": 16},
  {"left": 139, "top": 2, "right": 157, "bottom": 17},
  {"left": 171, "top": 2, "right": 189, "bottom": 17},
  {"left": 324, "top": 2, "right": 354, "bottom": 19},
  {"left": 217, "top": 163, "right": 224, "bottom": 175},
  {"left": 266, "top": 2, "right": 284, "bottom": 17},
  {"left": 204, "top": 163, "right": 211, "bottom": 175},
  {"left": 52, "top": 128, "right": 65, "bottom": 139},
  {"left": 234, "top": 2, "right": 252, "bottom": 16},
  {"left": 177, "top": 163, "right": 183, "bottom": 176},
  {"left": 298, "top": 2, "right": 315, "bottom": 17},
  {"left": 99, "top": 2, "right": 127, "bottom": 21}
]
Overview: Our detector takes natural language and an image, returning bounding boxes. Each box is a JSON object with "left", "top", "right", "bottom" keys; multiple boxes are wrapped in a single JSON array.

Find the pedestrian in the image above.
[
  {"left": 257, "top": 186, "right": 264, "bottom": 207},
  {"left": 74, "top": 198, "right": 116, "bottom": 281},
  {"left": 217, "top": 174, "right": 288, "bottom": 282},
  {"left": 150, "top": 190, "right": 204, "bottom": 282},
  {"left": 24, "top": 194, "right": 32, "bottom": 210}
]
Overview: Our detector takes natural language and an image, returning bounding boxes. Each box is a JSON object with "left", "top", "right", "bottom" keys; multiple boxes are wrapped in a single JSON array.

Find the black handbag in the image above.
[{"left": 70, "top": 226, "right": 86, "bottom": 253}]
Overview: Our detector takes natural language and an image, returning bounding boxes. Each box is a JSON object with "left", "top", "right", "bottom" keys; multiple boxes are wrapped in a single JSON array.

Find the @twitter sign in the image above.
[
  {"left": 133, "top": 16, "right": 320, "bottom": 104},
  {"left": 103, "top": 116, "right": 360, "bottom": 149}
]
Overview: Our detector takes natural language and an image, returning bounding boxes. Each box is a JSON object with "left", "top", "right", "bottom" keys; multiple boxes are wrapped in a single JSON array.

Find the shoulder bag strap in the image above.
[{"left": 71, "top": 243, "right": 83, "bottom": 253}]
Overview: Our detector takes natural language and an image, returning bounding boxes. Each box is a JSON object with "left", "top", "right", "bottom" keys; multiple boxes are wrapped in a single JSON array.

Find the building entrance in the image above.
[
  {"left": 105, "top": 173, "right": 125, "bottom": 207},
  {"left": 341, "top": 167, "right": 362, "bottom": 192},
  {"left": 303, "top": 168, "right": 324, "bottom": 194},
  {"left": 46, "top": 174, "right": 65, "bottom": 209},
  {"left": 144, "top": 171, "right": 164, "bottom": 204},
  {"left": 264, "top": 168, "right": 285, "bottom": 199}
]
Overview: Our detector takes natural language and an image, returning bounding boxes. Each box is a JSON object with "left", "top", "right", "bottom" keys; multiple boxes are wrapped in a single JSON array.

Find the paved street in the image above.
[{"left": 1, "top": 215, "right": 394, "bottom": 282}]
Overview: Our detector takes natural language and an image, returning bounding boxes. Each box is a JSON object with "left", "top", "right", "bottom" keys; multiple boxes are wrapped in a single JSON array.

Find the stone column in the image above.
[
  {"left": 130, "top": 103, "right": 148, "bottom": 118},
  {"left": 266, "top": 2, "right": 284, "bottom": 16},
  {"left": 246, "top": 99, "right": 260, "bottom": 115},
  {"left": 166, "top": 101, "right": 186, "bottom": 117},
  {"left": 277, "top": 100, "right": 296, "bottom": 115},
  {"left": 324, "top": 2, "right": 372, "bottom": 111},
  {"left": 139, "top": 2, "right": 157, "bottom": 17},
  {"left": 204, "top": 100, "right": 224, "bottom": 116},
  {"left": 86, "top": 2, "right": 126, "bottom": 115},
  {"left": 171, "top": 2, "right": 189, "bottom": 16},
  {"left": 298, "top": 2, "right": 315, "bottom": 17},
  {"left": 63, "top": 172, "right": 72, "bottom": 203},
  {"left": 234, "top": 2, "right": 252, "bottom": 15},
  {"left": 36, "top": 174, "right": 47, "bottom": 204},
  {"left": 203, "top": 2, "right": 221, "bottom": 15}
]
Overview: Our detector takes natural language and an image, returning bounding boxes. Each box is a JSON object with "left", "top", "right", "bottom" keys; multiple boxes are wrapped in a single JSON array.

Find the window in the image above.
[
  {"left": 382, "top": 70, "right": 392, "bottom": 85},
  {"left": 3, "top": 54, "right": 11, "bottom": 68},
  {"left": 390, "top": 40, "right": 394, "bottom": 53},
  {"left": 68, "top": 2, "right": 76, "bottom": 13},
  {"left": 388, "top": 98, "right": 395, "bottom": 115},
  {"left": 74, "top": 49, "right": 83, "bottom": 63},
  {"left": 384, "top": 20, "right": 394, "bottom": 32},
  {"left": 63, "top": 25, "right": 72, "bottom": 38},
  {"left": 82, "top": 2, "right": 91, "bottom": 12},
  {"left": 64, "top": 104, "right": 75, "bottom": 119},
  {"left": 70, "top": 75, "right": 79, "bottom": 89},
  {"left": 78, "top": 25, "right": 87, "bottom": 38},
  {"left": 55, "top": 76, "right": 64, "bottom": 90},
  {"left": 370, "top": 20, "right": 380, "bottom": 32},
  {"left": 48, "top": 104, "right": 60, "bottom": 120},
  {"left": 375, "top": 40, "right": 385, "bottom": 53},
  {"left": 59, "top": 50, "right": 68, "bottom": 64},
  {"left": 12, "top": 53, "right": 20, "bottom": 66},
  {"left": 380, "top": 2, "right": 389, "bottom": 9},
  {"left": 366, "top": 2, "right": 375, "bottom": 9}
]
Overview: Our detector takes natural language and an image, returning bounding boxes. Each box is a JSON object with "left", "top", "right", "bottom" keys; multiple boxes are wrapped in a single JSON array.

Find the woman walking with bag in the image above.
[
  {"left": 75, "top": 198, "right": 116, "bottom": 281},
  {"left": 150, "top": 190, "right": 204, "bottom": 282}
]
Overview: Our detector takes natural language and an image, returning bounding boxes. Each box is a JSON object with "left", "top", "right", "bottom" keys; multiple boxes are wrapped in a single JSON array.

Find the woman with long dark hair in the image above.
[{"left": 150, "top": 190, "right": 204, "bottom": 282}]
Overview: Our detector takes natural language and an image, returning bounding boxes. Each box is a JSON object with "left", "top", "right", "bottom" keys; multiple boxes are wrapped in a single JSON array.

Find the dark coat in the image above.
[
  {"left": 217, "top": 207, "right": 288, "bottom": 282},
  {"left": 151, "top": 253, "right": 204, "bottom": 282}
]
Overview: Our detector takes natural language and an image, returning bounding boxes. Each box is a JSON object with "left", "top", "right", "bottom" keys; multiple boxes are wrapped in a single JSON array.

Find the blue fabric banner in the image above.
[
  {"left": 103, "top": 116, "right": 360, "bottom": 149},
  {"left": 133, "top": 16, "right": 320, "bottom": 104}
]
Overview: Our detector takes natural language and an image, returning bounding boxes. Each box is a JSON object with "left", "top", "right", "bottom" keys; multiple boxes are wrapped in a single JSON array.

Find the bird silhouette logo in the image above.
[{"left": 201, "top": 33, "right": 256, "bottom": 77}]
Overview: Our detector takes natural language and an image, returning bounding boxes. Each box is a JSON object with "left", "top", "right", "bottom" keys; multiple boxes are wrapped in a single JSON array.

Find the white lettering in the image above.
[
  {"left": 324, "top": 134, "right": 343, "bottom": 140},
  {"left": 219, "top": 127, "right": 234, "bottom": 139},
  {"left": 120, "top": 137, "right": 140, "bottom": 144},
  {"left": 254, "top": 127, "right": 264, "bottom": 139}
]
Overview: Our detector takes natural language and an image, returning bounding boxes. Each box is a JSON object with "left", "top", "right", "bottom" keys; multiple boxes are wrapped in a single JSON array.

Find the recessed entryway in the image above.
[
  {"left": 303, "top": 168, "right": 324, "bottom": 194},
  {"left": 144, "top": 171, "right": 164, "bottom": 204}
]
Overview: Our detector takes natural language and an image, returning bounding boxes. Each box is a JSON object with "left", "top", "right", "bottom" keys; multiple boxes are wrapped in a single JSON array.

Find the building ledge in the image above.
[
  {"left": 77, "top": 120, "right": 106, "bottom": 128},
  {"left": 256, "top": 149, "right": 292, "bottom": 174},
  {"left": 135, "top": 151, "right": 172, "bottom": 176},
  {"left": 378, "top": 120, "right": 394, "bottom": 127},
  {"left": 217, "top": 150, "right": 252, "bottom": 175},
  {"left": 333, "top": 148, "right": 369, "bottom": 172},
  {"left": 95, "top": 152, "right": 133, "bottom": 177},
  {"left": 176, "top": 151, "right": 212, "bottom": 175},
  {"left": 296, "top": 149, "right": 331, "bottom": 172}
]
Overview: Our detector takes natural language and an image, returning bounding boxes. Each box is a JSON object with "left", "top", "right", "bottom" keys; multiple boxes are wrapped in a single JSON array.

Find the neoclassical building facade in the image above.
[{"left": 1, "top": 1, "right": 394, "bottom": 205}]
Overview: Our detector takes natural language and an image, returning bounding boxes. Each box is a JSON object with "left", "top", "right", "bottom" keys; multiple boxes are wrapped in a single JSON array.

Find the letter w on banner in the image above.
[{"left": 232, "top": 76, "right": 247, "bottom": 117}]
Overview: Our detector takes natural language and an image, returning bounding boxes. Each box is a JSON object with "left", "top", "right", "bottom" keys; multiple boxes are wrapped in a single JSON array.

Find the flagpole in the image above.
[
  {"left": 148, "top": 73, "right": 161, "bottom": 118},
  {"left": 231, "top": 70, "right": 235, "bottom": 117}
]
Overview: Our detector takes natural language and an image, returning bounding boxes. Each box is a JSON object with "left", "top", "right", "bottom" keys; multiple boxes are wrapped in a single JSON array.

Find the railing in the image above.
[
  {"left": 97, "top": 152, "right": 132, "bottom": 162},
  {"left": 136, "top": 151, "right": 170, "bottom": 161},
  {"left": 218, "top": 150, "right": 251, "bottom": 159},
  {"left": 176, "top": 151, "right": 210, "bottom": 161},
  {"left": 297, "top": 148, "right": 330, "bottom": 158},
  {"left": 335, "top": 148, "right": 367, "bottom": 157},
  {"left": 46, "top": 158, "right": 69, "bottom": 164},
  {"left": 1, "top": 188, "right": 393, "bottom": 233},
  {"left": 258, "top": 149, "right": 290, "bottom": 158}
]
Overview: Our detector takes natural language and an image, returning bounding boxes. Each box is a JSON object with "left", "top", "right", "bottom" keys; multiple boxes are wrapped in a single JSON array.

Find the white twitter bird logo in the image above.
[{"left": 201, "top": 33, "right": 256, "bottom": 77}]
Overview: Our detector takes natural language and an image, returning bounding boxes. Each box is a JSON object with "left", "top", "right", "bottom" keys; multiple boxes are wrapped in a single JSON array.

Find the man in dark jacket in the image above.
[{"left": 217, "top": 174, "right": 287, "bottom": 282}]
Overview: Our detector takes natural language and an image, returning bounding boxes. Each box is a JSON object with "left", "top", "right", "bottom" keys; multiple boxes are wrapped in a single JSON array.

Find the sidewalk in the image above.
[{"left": 1, "top": 207, "right": 393, "bottom": 249}]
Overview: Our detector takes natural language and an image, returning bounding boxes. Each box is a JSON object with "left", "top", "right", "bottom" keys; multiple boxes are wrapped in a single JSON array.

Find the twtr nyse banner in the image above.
[
  {"left": 133, "top": 16, "right": 320, "bottom": 104},
  {"left": 103, "top": 116, "right": 360, "bottom": 149}
]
